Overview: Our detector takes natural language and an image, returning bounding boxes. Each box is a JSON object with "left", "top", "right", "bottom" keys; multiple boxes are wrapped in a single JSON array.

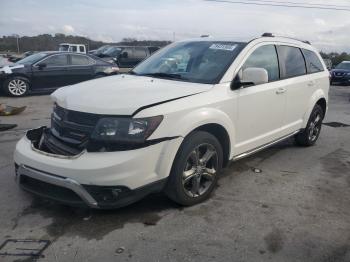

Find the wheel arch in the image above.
[
  {"left": 169, "top": 107, "right": 236, "bottom": 166},
  {"left": 316, "top": 97, "right": 327, "bottom": 117},
  {"left": 302, "top": 90, "right": 328, "bottom": 128},
  {"left": 192, "top": 123, "right": 231, "bottom": 167}
]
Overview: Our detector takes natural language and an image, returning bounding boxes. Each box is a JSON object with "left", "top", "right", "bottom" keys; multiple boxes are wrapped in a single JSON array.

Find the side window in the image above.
[
  {"left": 242, "top": 45, "right": 279, "bottom": 82},
  {"left": 70, "top": 55, "right": 91, "bottom": 66},
  {"left": 79, "top": 46, "right": 85, "bottom": 53},
  {"left": 302, "top": 49, "right": 324, "bottom": 73},
  {"left": 133, "top": 47, "right": 147, "bottom": 59},
  {"left": 70, "top": 46, "right": 77, "bottom": 52},
  {"left": 278, "top": 46, "right": 306, "bottom": 78},
  {"left": 43, "top": 55, "right": 68, "bottom": 67}
]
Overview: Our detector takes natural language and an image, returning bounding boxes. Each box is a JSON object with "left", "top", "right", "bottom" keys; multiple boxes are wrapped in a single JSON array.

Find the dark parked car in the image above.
[
  {"left": 330, "top": 61, "right": 350, "bottom": 86},
  {"left": 98, "top": 46, "right": 160, "bottom": 68},
  {"left": 0, "top": 52, "right": 119, "bottom": 96},
  {"left": 89, "top": 45, "right": 111, "bottom": 56}
]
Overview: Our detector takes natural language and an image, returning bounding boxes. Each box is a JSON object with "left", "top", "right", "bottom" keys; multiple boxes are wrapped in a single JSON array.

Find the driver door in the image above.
[
  {"left": 234, "top": 44, "right": 287, "bottom": 154},
  {"left": 31, "top": 54, "right": 69, "bottom": 90}
]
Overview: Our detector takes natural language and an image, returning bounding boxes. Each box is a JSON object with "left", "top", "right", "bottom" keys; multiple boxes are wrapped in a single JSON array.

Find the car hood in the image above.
[{"left": 51, "top": 74, "right": 213, "bottom": 116}]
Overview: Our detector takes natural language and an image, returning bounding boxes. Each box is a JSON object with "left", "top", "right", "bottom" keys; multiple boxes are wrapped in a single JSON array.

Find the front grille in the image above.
[
  {"left": 54, "top": 105, "right": 100, "bottom": 126},
  {"left": 43, "top": 105, "right": 99, "bottom": 156},
  {"left": 20, "top": 175, "right": 84, "bottom": 205},
  {"left": 334, "top": 72, "right": 345, "bottom": 77}
]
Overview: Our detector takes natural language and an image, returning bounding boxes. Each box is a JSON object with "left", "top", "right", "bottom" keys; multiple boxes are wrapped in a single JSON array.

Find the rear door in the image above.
[
  {"left": 65, "top": 54, "right": 94, "bottom": 84},
  {"left": 235, "top": 44, "right": 287, "bottom": 154},
  {"left": 31, "top": 54, "right": 69, "bottom": 89},
  {"left": 276, "top": 45, "right": 309, "bottom": 134}
]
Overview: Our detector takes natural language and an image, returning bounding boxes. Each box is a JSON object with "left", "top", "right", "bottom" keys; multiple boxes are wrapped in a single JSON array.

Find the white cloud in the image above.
[
  {"left": 0, "top": 0, "right": 350, "bottom": 52},
  {"left": 62, "top": 25, "right": 75, "bottom": 34},
  {"left": 314, "top": 18, "right": 327, "bottom": 26}
]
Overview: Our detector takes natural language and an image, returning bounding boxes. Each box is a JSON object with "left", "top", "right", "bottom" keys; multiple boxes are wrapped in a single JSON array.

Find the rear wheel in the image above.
[
  {"left": 3, "top": 76, "right": 30, "bottom": 97},
  {"left": 165, "top": 131, "right": 223, "bottom": 206},
  {"left": 295, "top": 104, "right": 324, "bottom": 146}
]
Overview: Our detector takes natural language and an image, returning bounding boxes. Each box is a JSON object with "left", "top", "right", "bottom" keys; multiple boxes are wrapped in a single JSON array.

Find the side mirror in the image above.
[
  {"left": 231, "top": 67, "right": 268, "bottom": 89},
  {"left": 37, "top": 63, "right": 47, "bottom": 69}
]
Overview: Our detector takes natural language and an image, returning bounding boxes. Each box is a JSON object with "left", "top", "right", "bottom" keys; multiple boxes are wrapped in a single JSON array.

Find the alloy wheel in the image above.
[
  {"left": 308, "top": 113, "right": 321, "bottom": 142},
  {"left": 8, "top": 79, "right": 27, "bottom": 96},
  {"left": 182, "top": 143, "right": 218, "bottom": 198}
]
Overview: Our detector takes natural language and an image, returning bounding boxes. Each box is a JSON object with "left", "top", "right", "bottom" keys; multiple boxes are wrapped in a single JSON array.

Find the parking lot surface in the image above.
[{"left": 0, "top": 86, "right": 349, "bottom": 262}]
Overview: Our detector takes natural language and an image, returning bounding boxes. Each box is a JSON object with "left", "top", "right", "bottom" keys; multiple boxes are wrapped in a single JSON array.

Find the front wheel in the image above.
[
  {"left": 295, "top": 104, "right": 324, "bottom": 146},
  {"left": 3, "top": 76, "right": 30, "bottom": 97},
  {"left": 165, "top": 131, "right": 223, "bottom": 206}
]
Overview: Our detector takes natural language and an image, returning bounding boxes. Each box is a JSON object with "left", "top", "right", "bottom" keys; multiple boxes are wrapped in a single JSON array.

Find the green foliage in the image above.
[{"left": 320, "top": 51, "right": 350, "bottom": 66}]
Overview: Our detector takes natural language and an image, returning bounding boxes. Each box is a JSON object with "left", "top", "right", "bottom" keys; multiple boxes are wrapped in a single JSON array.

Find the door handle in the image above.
[{"left": 276, "top": 88, "right": 286, "bottom": 94}]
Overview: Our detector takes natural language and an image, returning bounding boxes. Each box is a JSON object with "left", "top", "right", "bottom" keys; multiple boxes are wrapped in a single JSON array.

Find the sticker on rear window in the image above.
[{"left": 209, "top": 44, "right": 237, "bottom": 51}]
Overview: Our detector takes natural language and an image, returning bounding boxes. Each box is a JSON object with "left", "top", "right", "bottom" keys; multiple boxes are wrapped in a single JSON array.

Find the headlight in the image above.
[
  {"left": 91, "top": 116, "right": 163, "bottom": 143},
  {"left": 103, "top": 66, "right": 119, "bottom": 74}
]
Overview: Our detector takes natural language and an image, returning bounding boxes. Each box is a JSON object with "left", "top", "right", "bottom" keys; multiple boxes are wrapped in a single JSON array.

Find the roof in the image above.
[
  {"left": 179, "top": 33, "right": 314, "bottom": 49},
  {"left": 59, "top": 43, "right": 85, "bottom": 46}
]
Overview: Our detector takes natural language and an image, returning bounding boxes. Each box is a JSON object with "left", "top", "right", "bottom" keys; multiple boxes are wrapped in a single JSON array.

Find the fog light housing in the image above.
[{"left": 83, "top": 185, "right": 131, "bottom": 205}]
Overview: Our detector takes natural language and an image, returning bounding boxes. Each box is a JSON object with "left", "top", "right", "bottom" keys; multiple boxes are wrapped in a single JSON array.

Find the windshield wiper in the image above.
[{"left": 140, "top": 72, "right": 185, "bottom": 80}]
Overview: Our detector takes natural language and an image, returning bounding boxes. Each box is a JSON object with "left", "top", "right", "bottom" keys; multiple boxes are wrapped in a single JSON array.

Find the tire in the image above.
[
  {"left": 164, "top": 131, "right": 223, "bottom": 206},
  {"left": 295, "top": 104, "right": 324, "bottom": 146},
  {"left": 3, "top": 76, "right": 30, "bottom": 97}
]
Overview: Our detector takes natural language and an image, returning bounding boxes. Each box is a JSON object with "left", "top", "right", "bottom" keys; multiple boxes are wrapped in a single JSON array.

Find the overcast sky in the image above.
[{"left": 0, "top": 0, "right": 350, "bottom": 52}]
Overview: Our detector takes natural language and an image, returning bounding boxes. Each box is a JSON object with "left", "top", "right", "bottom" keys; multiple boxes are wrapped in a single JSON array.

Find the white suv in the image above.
[{"left": 14, "top": 34, "right": 329, "bottom": 208}]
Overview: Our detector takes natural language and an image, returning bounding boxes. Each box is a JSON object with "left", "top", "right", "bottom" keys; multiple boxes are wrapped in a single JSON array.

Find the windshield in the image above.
[
  {"left": 335, "top": 62, "right": 350, "bottom": 70},
  {"left": 15, "top": 53, "right": 48, "bottom": 65},
  {"left": 59, "top": 45, "right": 69, "bottom": 51},
  {"left": 103, "top": 46, "right": 122, "bottom": 57},
  {"left": 95, "top": 45, "right": 111, "bottom": 55},
  {"left": 132, "top": 41, "right": 246, "bottom": 84}
]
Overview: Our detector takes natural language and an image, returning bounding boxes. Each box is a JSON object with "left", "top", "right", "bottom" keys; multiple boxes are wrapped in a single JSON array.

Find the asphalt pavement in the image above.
[{"left": 0, "top": 86, "right": 349, "bottom": 262}]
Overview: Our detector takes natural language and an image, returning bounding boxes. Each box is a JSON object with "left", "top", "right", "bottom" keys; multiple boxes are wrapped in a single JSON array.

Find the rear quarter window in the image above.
[
  {"left": 302, "top": 49, "right": 324, "bottom": 73},
  {"left": 277, "top": 46, "right": 306, "bottom": 78}
]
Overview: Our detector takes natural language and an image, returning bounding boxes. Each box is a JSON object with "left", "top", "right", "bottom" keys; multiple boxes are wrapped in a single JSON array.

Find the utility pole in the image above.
[
  {"left": 17, "top": 36, "right": 19, "bottom": 53},
  {"left": 12, "top": 34, "right": 20, "bottom": 53},
  {"left": 173, "top": 32, "right": 175, "bottom": 42}
]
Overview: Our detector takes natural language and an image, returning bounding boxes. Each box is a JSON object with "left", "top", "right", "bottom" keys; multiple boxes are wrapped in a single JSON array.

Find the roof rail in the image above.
[
  {"left": 261, "top": 33, "right": 311, "bottom": 45},
  {"left": 200, "top": 35, "right": 210, "bottom": 38}
]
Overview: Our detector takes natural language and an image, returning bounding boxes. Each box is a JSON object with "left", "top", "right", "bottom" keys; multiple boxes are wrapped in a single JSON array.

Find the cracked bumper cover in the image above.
[{"left": 14, "top": 127, "right": 183, "bottom": 208}]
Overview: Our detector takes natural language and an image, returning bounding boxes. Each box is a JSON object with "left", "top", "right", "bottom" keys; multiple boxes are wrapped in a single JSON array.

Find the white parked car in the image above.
[
  {"left": 14, "top": 34, "right": 329, "bottom": 208},
  {"left": 59, "top": 43, "right": 86, "bottom": 54}
]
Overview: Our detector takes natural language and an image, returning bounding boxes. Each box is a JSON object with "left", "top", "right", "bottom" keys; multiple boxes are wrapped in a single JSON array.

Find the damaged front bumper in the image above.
[{"left": 14, "top": 127, "right": 183, "bottom": 208}]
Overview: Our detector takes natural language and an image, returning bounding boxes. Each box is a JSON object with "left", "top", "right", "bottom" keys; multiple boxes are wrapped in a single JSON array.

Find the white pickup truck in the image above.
[{"left": 58, "top": 43, "right": 86, "bottom": 54}]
